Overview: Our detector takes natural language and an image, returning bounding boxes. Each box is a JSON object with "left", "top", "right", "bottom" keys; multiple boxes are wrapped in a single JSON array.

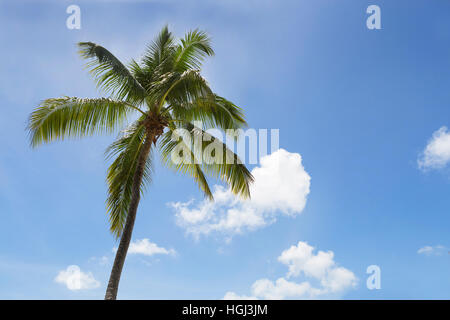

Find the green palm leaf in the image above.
[
  {"left": 170, "top": 94, "right": 247, "bottom": 131},
  {"left": 162, "top": 70, "right": 213, "bottom": 109},
  {"left": 27, "top": 97, "right": 135, "bottom": 147},
  {"left": 160, "top": 122, "right": 253, "bottom": 199},
  {"left": 142, "top": 25, "right": 175, "bottom": 75},
  {"left": 105, "top": 119, "right": 153, "bottom": 238},
  {"left": 174, "top": 29, "right": 214, "bottom": 72},
  {"left": 78, "top": 42, "right": 147, "bottom": 104},
  {"left": 159, "top": 129, "right": 213, "bottom": 200}
]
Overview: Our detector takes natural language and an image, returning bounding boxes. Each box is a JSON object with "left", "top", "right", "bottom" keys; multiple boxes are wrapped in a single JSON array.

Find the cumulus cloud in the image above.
[
  {"left": 417, "top": 245, "right": 448, "bottom": 256},
  {"left": 418, "top": 127, "right": 450, "bottom": 170},
  {"left": 127, "top": 239, "right": 176, "bottom": 257},
  {"left": 278, "top": 241, "right": 335, "bottom": 279},
  {"left": 54, "top": 265, "right": 100, "bottom": 291},
  {"left": 224, "top": 241, "right": 357, "bottom": 300},
  {"left": 170, "top": 149, "right": 311, "bottom": 238}
]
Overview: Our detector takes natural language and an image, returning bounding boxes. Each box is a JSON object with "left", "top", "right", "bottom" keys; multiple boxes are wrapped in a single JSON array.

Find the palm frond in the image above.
[
  {"left": 78, "top": 42, "right": 147, "bottom": 104},
  {"left": 174, "top": 29, "right": 214, "bottom": 72},
  {"left": 159, "top": 129, "right": 213, "bottom": 200},
  {"left": 163, "top": 70, "right": 213, "bottom": 108},
  {"left": 141, "top": 25, "right": 176, "bottom": 74},
  {"left": 141, "top": 69, "right": 212, "bottom": 112},
  {"left": 170, "top": 94, "right": 247, "bottom": 131},
  {"left": 160, "top": 122, "right": 253, "bottom": 199},
  {"left": 129, "top": 59, "right": 154, "bottom": 93},
  {"left": 105, "top": 119, "right": 153, "bottom": 238},
  {"left": 27, "top": 97, "right": 134, "bottom": 147}
]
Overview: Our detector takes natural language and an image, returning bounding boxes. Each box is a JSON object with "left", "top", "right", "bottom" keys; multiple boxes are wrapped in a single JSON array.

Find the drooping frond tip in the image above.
[
  {"left": 159, "top": 124, "right": 254, "bottom": 201},
  {"left": 27, "top": 97, "right": 132, "bottom": 148},
  {"left": 77, "top": 42, "right": 146, "bottom": 104}
]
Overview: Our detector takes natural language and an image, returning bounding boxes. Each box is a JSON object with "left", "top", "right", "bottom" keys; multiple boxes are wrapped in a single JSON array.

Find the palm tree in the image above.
[{"left": 27, "top": 26, "right": 253, "bottom": 300}]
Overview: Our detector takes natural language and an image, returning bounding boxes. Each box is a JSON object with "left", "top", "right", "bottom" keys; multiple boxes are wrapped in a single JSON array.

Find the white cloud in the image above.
[
  {"left": 89, "top": 255, "right": 109, "bottom": 266},
  {"left": 170, "top": 149, "right": 311, "bottom": 238},
  {"left": 127, "top": 239, "right": 176, "bottom": 257},
  {"left": 417, "top": 245, "right": 448, "bottom": 256},
  {"left": 278, "top": 242, "right": 335, "bottom": 279},
  {"left": 249, "top": 278, "right": 317, "bottom": 300},
  {"left": 224, "top": 241, "right": 357, "bottom": 300},
  {"left": 54, "top": 265, "right": 100, "bottom": 291},
  {"left": 321, "top": 267, "right": 358, "bottom": 293},
  {"left": 418, "top": 127, "right": 450, "bottom": 170},
  {"left": 223, "top": 292, "right": 257, "bottom": 300}
]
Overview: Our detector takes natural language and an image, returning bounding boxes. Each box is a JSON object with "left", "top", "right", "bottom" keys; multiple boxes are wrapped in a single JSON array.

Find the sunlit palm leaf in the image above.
[
  {"left": 174, "top": 29, "right": 214, "bottom": 72},
  {"left": 143, "top": 69, "right": 212, "bottom": 111},
  {"left": 190, "top": 123, "right": 253, "bottom": 198},
  {"left": 160, "top": 122, "right": 253, "bottom": 199},
  {"left": 27, "top": 97, "right": 133, "bottom": 147},
  {"left": 159, "top": 129, "right": 213, "bottom": 200},
  {"left": 170, "top": 94, "right": 247, "bottom": 131},
  {"left": 163, "top": 70, "right": 213, "bottom": 107}
]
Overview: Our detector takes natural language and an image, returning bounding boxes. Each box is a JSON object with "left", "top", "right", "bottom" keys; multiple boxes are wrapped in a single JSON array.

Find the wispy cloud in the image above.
[
  {"left": 89, "top": 255, "right": 110, "bottom": 266},
  {"left": 417, "top": 245, "right": 448, "bottom": 256},
  {"left": 125, "top": 239, "right": 176, "bottom": 257}
]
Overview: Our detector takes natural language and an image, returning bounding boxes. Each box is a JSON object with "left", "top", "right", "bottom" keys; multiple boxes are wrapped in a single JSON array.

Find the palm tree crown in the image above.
[{"left": 27, "top": 26, "right": 253, "bottom": 299}]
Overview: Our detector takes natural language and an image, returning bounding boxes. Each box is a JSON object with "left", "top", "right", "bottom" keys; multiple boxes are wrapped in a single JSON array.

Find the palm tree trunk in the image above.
[{"left": 104, "top": 132, "right": 153, "bottom": 300}]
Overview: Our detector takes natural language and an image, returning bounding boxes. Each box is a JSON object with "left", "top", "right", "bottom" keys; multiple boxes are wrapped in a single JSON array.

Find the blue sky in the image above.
[{"left": 0, "top": 0, "right": 449, "bottom": 299}]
